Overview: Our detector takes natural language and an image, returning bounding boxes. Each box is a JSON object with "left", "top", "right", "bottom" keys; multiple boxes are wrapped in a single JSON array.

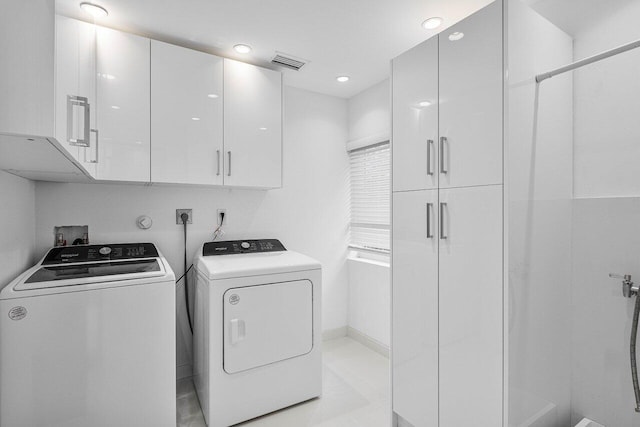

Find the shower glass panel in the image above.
[{"left": 508, "top": 0, "right": 640, "bottom": 426}]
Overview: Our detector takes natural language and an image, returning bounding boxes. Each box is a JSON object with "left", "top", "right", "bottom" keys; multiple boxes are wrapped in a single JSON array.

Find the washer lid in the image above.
[
  {"left": 1, "top": 243, "right": 175, "bottom": 299},
  {"left": 18, "top": 259, "right": 164, "bottom": 289},
  {"left": 197, "top": 250, "right": 321, "bottom": 280}
]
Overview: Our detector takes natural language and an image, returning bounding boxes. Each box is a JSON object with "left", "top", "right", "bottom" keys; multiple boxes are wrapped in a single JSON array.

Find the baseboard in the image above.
[
  {"left": 322, "top": 326, "right": 348, "bottom": 341},
  {"left": 177, "top": 363, "right": 193, "bottom": 380},
  {"left": 347, "top": 326, "right": 389, "bottom": 358}
]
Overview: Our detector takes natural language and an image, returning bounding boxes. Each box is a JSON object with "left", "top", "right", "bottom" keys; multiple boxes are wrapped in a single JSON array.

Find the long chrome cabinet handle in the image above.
[
  {"left": 426, "top": 203, "right": 434, "bottom": 238},
  {"left": 216, "top": 150, "right": 221, "bottom": 176},
  {"left": 227, "top": 151, "right": 231, "bottom": 176},
  {"left": 67, "top": 95, "right": 90, "bottom": 147},
  {"left": 440, "top": 136, "right": 448, "bottom": 174},
  {"left": 427, "top": 139, "right": 434, "bottom": 176},
  {"left": 439, "top": 202, "right": 447, "bottom": 239},
  {"left": 84, "top": 129, "right": 99, "bottom": 163}
]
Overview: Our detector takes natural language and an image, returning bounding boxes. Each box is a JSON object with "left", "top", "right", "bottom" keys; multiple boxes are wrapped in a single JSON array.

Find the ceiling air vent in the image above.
[{"left": 271, "top": 52, "right": 307, "bottom": 71}]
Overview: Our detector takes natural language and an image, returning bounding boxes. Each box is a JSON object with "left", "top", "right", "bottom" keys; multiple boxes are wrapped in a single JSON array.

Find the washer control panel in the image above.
[
  {"left": 203, "top": 239, "right": 286, "bottom": 256},
  {"left": 42, "top": 243, "right": 159, "bottom": 265}
]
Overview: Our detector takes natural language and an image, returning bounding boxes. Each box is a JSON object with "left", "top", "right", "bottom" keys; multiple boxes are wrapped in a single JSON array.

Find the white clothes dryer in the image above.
[{"left": 193, "top": 239, "right": 322, "bottom": 427}]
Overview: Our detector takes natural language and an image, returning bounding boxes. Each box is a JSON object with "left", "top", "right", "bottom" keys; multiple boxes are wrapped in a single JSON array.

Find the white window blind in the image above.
[{"left": 349, "top": 141, "right": 390, "bottom": 252}]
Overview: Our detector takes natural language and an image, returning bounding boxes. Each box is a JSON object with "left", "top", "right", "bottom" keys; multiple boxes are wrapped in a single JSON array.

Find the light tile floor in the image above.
[{"left": 177, "top": 337, "right": 390, "bottom": 427}]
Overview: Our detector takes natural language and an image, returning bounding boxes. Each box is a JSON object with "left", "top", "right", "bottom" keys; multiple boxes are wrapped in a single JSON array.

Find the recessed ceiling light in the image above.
[
  {"left": 422, "top": 17, "right": 443, "bottom": 30},
  {"left": 259, "top": 127, "right": 268, "bottom": 131},
  {"left": 234, "top": 44, "right": 252, "bottom": 54},
  {"left": 80, "top": 2, "right": 108, "bottom": 18},
  {"left": 449, "top": 32, "right": 465, "bottom": 41},
  {"left": 207, "top": 93, "right": 219, "bottom": 99},
  {"left": 336, "top": 76, "right": 350, "bottom": 83},
  {"left": 418, "top": 101, "right": 432, "bottom": 107},
  {"left": 111, "top": 105, "right": 120, "bottom": 110},
  {"left": 191, "top": 117, "right": 201, "bottom": 121}
]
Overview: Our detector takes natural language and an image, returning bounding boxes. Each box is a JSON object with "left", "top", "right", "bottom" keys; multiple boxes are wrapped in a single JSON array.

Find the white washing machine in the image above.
[
  {"left": 0, "top": 243, "right": 176, "bottom": 427},
  {"left": 194, "top": 239, "right": 322, "bottom": 427}
]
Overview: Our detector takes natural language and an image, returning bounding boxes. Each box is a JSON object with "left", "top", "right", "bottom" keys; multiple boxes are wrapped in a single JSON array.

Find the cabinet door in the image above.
[
  {"left": 55, "top": 16, "right": 97, "bottom": 177},
  {"left": 439, "top": 1, "right": 503, "bottom": 188},
  {"left": 223, "top": 59, "right": 282, "bottom": 188},
  {"left": 438, "top": 185, "right": 502, "bottom": 426},
  {"left": 392, "top": 37, "right": 438, "bottom": 192},
  {"left": 96, "top": 27, "right": 150, "bottom": 182},
  {"left": 151, "top": 41, "right": 223, "bottom": 185},
  {"left": 392, "top": 189, "right": 438, "bottom": 427}
]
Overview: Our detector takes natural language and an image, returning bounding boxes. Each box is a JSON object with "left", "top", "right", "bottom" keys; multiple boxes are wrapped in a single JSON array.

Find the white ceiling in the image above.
[
  {"left": 527, "top": 0, "right": 636, "bottom": 37},
  {"left": 55, "top": 0, "right": 493, "bottom": 98}
]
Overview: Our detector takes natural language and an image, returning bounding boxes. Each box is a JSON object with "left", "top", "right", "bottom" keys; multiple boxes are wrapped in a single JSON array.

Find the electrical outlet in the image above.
[
  {"left": 217, "top": 209, "right": 227, "bottom": 226},
  {"left": 176, "top": 209, "right": 193, "bottom": 224}
]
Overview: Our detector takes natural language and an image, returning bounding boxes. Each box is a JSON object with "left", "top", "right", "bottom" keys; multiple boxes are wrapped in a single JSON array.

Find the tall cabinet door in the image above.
[
  {"left": 151, "top": 41, "right": 223, "bottom": 185},
  {"left": 392, "top": 189, "right": 439, "bottom": 427},
  {"left": 392, "top": 37, "right": 439, "bottom": 192},
  {"left": 438, "top": 185, "right": 502, "bottom": 426},
  {"left": 439, "top": 1, "right": 503, "bottom": 188},
  {"left": 55, "top": 15, "right": 97, "bottom": 177},
  {"left": 96, "top": 27, "right": 150, "bottom": 182},
  {"left": 223, "top": 59, "right": 282, "bottom": 188}
]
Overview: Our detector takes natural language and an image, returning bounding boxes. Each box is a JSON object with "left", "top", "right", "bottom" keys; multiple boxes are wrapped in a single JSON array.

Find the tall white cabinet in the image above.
[
  {"left": 391, "top": 1, "right": 504, "bottom": 426},
  {"left": 392, "top": 38, "right": 439, "bottom": 192},
  {"left": 438, "top": 185, "right": 502, "bottom": 426},
  {"left": 438, "top": 4, "right": 503, "bottom": 189},
  {"left": 392, "top": 189, "right": 439, "bottom": 426}
]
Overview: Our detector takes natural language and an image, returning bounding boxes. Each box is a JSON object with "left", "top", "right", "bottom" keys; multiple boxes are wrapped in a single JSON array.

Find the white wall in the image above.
[
  {"left": 33, "top": 86, "right": 350, "bottom": 377},
  {"left": 507, "top": 2, "right": 574, "bottom": 425},
  {"left": 348, "top": 79, "right": 390, "bottom": 142},
  {"left": 573, "top": 0, "right": 640, "bottom": 199},
  {"left": 0, "top": 171, "right": 36, "bottom": 288},
  {"left": 346, "top": 79, "right": 391, "bottom": 349},
  {"left": 347, "top": 257, "right": 390, "bottom": 348}
]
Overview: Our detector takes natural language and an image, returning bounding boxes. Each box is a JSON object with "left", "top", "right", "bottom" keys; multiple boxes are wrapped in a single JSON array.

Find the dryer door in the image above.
[{"left": 223, "top": 280, "right": 313, "bottom": 374}]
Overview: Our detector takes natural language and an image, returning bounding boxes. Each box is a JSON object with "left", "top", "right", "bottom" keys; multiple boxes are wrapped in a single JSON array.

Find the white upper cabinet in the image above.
[
  {"left": 0, "top": 0, "right": 54, "bottom": 139},
  {"left": 223, "top": 59, "right": 282, "bottom": 188},
  {"left": 392, "top": 37, "right": 439, "bottom": 192},
  {"left": 55, "top": 15, "right": 97, "bottom": 177},
  {"left": 438, "top": 1, "right": 503, "bottom": 188},
  {"left": 96, "top": 26, "right": 150, "bottom": 182},
  {"left": 151, "top": 41, "right": 223, "bottom": 185}
]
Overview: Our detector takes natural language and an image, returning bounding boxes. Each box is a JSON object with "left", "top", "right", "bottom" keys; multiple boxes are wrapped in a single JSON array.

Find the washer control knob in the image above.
[
  {"left": 99, "top": 246, "right": 112, "bottom": 256},
  {"left": 240, "top": 241, "right": 250, "bottom": 249}
]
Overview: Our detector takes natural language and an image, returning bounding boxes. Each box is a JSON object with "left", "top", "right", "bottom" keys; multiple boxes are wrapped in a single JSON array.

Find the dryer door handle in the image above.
[{"left": 230, "top": 319, "right": 246, "bottom": 345}]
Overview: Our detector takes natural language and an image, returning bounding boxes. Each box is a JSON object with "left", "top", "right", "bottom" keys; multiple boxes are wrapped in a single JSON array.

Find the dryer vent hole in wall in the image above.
[{"left": 53, "top": 225, "right": 89, "bottom": 246}]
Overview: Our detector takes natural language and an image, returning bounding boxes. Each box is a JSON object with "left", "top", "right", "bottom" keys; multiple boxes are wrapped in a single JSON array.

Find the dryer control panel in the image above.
[{"left": 203, "top": 239, "right": 286, "bottom": 256}]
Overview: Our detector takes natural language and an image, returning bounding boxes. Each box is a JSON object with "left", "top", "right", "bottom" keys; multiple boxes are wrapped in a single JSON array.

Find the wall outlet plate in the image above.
[
  {"left": 217, "top": 209, "right": 226, "bottom": 226},
  {"left": 176, "top": 209, "right": 192, "bottom": 224}
]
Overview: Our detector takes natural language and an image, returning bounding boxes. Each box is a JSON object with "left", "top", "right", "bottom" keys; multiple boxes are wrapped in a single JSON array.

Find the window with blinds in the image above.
[{"left": 349, "top": 141, "right": 390, "bottom": 253}]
